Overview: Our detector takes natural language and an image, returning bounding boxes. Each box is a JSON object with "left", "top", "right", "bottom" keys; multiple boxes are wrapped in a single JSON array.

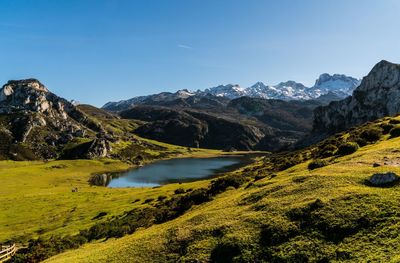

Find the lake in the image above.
[{"left": 107, "top": 157, "right": 246, "bottom": 188}]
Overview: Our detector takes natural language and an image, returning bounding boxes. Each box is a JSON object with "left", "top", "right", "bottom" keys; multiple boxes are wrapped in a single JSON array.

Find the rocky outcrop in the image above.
[
  {"left": 89, "top": 173, "right": 112, "bottom": 186},
  {"left": 368, "top": 172, "right": 399, "bottom": 186},
  {"left": 313, "top": 60, "right": 400, "bottom": 134},
  {"left": 0, "top": 79, "right": 107, "bottom": 160},
  {"left": 85, "top": 138, "right": 111, "bottom": 159},
  {"left": 60, "top": 138, "right": 111, "bottom": 160},
  {"left": 0, "top": 79, "right": 103, "bottom": 133}
]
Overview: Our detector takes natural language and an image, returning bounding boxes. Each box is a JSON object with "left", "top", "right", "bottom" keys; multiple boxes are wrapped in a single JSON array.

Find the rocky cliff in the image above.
[
  {"left": 313, "top": 60, "right": 400, "bottom": 134},
  {"left": 0, "top": 79, "right": 108, "bottom": 160}
]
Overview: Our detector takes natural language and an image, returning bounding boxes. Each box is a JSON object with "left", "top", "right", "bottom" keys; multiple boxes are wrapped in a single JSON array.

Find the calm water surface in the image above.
[{"left": 107, "top": 157, "right": 244, "bottom": 188}]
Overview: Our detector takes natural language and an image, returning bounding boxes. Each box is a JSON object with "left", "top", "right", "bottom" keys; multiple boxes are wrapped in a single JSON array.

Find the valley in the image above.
[{"left": 3, "top": 60, "right": 400, "bottom": 262}]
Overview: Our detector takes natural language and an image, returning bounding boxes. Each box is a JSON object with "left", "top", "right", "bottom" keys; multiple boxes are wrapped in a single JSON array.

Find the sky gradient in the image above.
[{"left": 0, "top": 0, "right": 400, "bottom": 106}]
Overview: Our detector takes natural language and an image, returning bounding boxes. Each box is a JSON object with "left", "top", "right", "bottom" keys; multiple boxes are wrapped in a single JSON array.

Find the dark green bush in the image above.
[
  {"left": 209, "top": 175, "right": 246, "bottom": 195},
  {"left": 337, "top": 142, "right": 359, "bottom": 156},
  {"left": 308, "top": 159, "right": 328, "bottom": 170},
  {"left": 354, "top": 137, "right": 367, "bottom": 147},
  {"left": 390, "top": 126, "right": 400, "bottom": 138},
  {"left": 210, "top": 241, "right": 242, "bottom": 263},
  {"left": 381, "top": 123, "right": 395, "bottom": 134},
  {"left": 275, "top": 156, "right": 302, "bottom": 171},
  {"left": 157, "top": 195, "right": 167, "bottom": 201},
  {"left": 174, "top": 188, "right": 185, "bottom": 194},
  {"left": 359, "top": 128, "right": 382, "bottom": 142},
  {"left": 92, "top": 211, "right": 107, "bottom": 220},
  {"left": 389, "top": 119, "right": 400, "bottom": 124},
  {"left": 319, "top": 144, "right": 338, "bottom": 157},
  {"left": 254, "top": 174, "right": 267, "bottom": 181},
  {"left": 143, "top": 198, "right": 154, "bottom": 204}
]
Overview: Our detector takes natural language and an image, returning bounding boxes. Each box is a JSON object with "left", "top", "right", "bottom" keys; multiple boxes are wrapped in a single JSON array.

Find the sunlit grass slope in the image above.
[
  {"left": 47, "top": 117, "right": 400, "bottom": 262},
  {"left": 0, "top": 159, "right": 210, "bottom": 243},
  {"left": 0, "top": 137, "right": 244, "bottom": 244}
]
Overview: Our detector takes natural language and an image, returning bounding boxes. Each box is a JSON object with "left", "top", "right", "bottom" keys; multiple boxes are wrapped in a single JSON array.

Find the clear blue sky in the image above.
[{"left": 0, "top": 0, "right": 399, "bottom": 106}]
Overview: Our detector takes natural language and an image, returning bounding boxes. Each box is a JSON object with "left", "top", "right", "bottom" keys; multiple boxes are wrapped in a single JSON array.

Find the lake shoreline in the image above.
[{"left": 103, "top": 153, "right": 265, "bottom": 188}]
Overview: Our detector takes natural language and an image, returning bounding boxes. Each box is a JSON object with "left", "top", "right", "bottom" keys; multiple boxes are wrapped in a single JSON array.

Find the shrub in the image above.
[
  {"left": 143, "top": 198, "right": 154, "bottom": 204},
  {"left": 389, "top": 119, "right": 400, "bottom": 124},
  {"left": 174, "top": 188, "right": 185, "bottom": 194},
  {"left": 157, "top": 195, "right": 167, "bottom": 201},
  {"left": 319, "top": 144, "right": 338, "bottom": 158},
  {"left": 275, "top": 156, "right": 302, "bottom": 171},
  {"left": 308, "top": 159, "right": 328, "bottom": 170},
  {"left": 381, "top": 123, "right": 395, "bottom": 134},
  {"left": 254, "top": 174, "right": 267, "bottom": 181},
  {"left": 209, "top": 175, "right": 246, "bottom": 195},
  {"left": 337, "top": 142, "right": 359, "bottom": 156},
  {"left": 390, "top": 126, "right": 400, "bottom": 138},
  {"left": 359, "top": 128, "right": 382, "bottom": 142},
  {"left": 92, "top": 211, "right": 107, "bottom": 220},
  {"left": 354, "top": 137, "right": 367, "bottom": 147},
  {"left": 210, "top": 241, "right": 241, "bottom": 263}
]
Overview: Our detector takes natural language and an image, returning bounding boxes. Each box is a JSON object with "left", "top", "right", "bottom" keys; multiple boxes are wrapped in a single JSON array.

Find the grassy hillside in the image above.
[
  {"left": 0, "top": 137, "right": 249, "bottom": 245},
  {"left": 43, "top": 116, "right": 400, "bottom": 262}
]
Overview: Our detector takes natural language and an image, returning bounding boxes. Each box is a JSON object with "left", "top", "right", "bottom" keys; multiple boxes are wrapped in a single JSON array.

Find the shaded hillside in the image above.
[
  {"left": 120, "top": 106, "right": 266, "bottom": 150},
  {"left": 228, "top": 97, "right": 321, "bottom": 132},
  {"left": 119, "top": 96, "right": 325, "bottom": 151}
]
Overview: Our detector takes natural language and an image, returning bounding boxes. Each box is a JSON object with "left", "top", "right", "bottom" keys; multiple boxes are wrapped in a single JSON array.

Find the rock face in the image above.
[
  {"left": 85, "top": 138, "right": 111, "bottom": 159},
  {"left": 89, "top": 173, "right": 112, "bottom": 186},
  {"left": 0, "top": 79, "right": 105, "bottom": 160},
  {"left": 1, "top": 79, "right": 67, "bottom": 117},
  {"left": 368, "top": 172, "right": 399, "bottom": 186},
  {"left": 313, "top": 60, "right": 400, "bottom": 134}
]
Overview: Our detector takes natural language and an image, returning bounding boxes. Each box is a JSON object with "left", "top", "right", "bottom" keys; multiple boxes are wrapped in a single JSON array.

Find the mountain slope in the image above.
[
  {"left": 118, "top": 96, "right": 324, "bottom": 151},
  {"left": 45, "top": 113, "right": 400, "bottom": 263},
  {"left": 119, "top": 105, "right": 267, "bottom": 150}
]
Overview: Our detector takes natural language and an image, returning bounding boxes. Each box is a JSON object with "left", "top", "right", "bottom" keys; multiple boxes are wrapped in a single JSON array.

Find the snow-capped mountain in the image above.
[
  {"left": 307, "top": 74, "right": 361, "bottom": 98},
  {"left": 202, "top": 84, "right": 246, "bottom": 99},
  {"left": 102, "top": 73, "right": 360, "bottom": 111}
]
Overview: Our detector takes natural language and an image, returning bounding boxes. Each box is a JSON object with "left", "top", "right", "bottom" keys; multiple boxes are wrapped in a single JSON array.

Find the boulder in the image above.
[
  {"left": 89, "top": 173, "right": 111, "bottom": 186},
  {"left": 368, "top": 172, "right": 399, "bottom": 186}
]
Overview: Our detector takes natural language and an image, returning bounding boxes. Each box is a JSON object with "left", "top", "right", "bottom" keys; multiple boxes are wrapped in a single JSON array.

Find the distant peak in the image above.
[
  {"left": 314, "top": 73, "right": 359, "bottom": 87},
  {"left": 276, "top": 80, "right": 306, "bottom": 89}
]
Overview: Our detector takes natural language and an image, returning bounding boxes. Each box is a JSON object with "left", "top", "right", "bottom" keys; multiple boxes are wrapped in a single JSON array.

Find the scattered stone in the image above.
[
  {"left": 372, "top": 163, "right": 381, "bottom": 167},
  {"left": 368, "top": 172, "right": 399, "bottom": 186}
]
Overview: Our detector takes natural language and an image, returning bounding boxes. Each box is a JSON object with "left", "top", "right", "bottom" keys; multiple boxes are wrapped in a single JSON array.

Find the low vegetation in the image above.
[
  {"left": 12, "top": 173, "right": 250, "bottom": 262},
  {"left": 337, "top": 142, "right": 360, "bottom": 156},
  {"left": 308, "top": 159, "right": 328, "bottom": 170},
  {"left": 6, "top": 115, "right": 400, "bottom": 262}
]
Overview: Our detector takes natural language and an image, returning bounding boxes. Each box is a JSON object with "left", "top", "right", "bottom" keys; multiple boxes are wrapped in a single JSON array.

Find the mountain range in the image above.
[
  {"left": 4, "top": 60, "right": 400, "bottom": 263},
  {"left": 103, "top": 73, "right": 360, "bottom": 111}
]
